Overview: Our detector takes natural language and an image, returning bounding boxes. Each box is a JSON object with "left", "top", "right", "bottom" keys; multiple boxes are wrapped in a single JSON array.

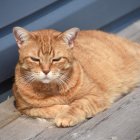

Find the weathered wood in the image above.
[
  {"left": 0, "top": 96, "right": 53, "bottom": 140},
  {"left": 0, "top": 96, "right": 20, "bottom": 129},
  {"left": 117, "top": 20, "right": 140, "bottom": 43},
  {"left": 0, "top": 116, "right": 53, "bottom": 140}
]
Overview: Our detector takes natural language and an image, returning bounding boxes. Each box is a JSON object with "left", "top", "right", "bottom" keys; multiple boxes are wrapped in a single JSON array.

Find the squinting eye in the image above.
[
  {"left": 30, "top": 57, "right": 40, "bottom": 62},
  {"left": 52, "top": 57, "right": 62, "bottom": 62}
]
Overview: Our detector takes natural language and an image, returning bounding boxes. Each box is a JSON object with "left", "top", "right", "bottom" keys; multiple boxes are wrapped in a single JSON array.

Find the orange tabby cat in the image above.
[{"left": 12, "top": 26, "right": 140, "bottom": 127}]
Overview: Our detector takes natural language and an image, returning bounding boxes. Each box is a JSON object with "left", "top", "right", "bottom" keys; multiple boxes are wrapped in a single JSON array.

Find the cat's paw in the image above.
[{"left": 55, "top": 114, "right": 79, "bottom": 127}]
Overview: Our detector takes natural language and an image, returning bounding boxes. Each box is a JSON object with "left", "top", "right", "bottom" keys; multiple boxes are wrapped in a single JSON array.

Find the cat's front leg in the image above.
[
  {"left": 55, "top": 106, "right": 86, "bottom": 127},
  {"left": 55, "top": 95, "right": 110, "bottom": 127},
  {"left": 21, "top": 105, "right": 69, "bottom": 119}
]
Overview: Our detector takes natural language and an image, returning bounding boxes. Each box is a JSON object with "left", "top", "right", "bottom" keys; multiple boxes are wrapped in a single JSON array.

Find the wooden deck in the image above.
[{"left": 1, "top": 18, "right": 140, "bottom": 140}]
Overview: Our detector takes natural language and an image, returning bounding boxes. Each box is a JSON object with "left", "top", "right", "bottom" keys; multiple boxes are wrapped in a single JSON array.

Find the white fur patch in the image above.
[{"left": 34, "top": 71, "right": 60, "bottom": 83}]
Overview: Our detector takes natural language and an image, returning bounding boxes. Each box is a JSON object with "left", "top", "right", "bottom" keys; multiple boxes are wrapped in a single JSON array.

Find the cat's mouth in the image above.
[
  {"left": 27, "top": 71, "right": 61, "bottom": 84},
  {"left": 41, "top": 77, "right": 52, "bottom": 84},
  {"left": 38, "top": 71, "right": 60, "bottom": 84}
]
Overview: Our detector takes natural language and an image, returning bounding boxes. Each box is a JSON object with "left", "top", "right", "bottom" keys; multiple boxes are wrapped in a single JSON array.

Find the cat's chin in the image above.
[{"left": 41, "top": 79, "right": 51, "bottom": 84}]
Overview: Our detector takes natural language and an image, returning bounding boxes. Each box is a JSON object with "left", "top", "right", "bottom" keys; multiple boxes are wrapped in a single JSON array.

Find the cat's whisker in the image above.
[
  {"left": 55, "top": 73, "right": 68, "bottom": 92},
  {"left": 60, "top": 81, "right": 69, "bottom": 93},
  {"left": 58, "top": 73, "right": 71, "bottom": 92},
  {"left": 16, "top": 76, "right": 32, "bottom": 87},
  {"left": 56, "top": 79, "right": 65, "bottom": 93},
  {"left": 55, "top": 73, "right": 65, "bottom": 91},
  {"left": 20, "top": 72, "right": 36, "bottom": 85}
]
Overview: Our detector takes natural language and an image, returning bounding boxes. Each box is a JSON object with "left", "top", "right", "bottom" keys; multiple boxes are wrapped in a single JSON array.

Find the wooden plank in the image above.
[
  {"left": 0, "top": 95, "right": 53, "bottom": 140},
  {"left": 117, "top": 19, "right": 140, "bottom": 41},
  {"left": 0, "top": 116, "right": 53, "bottom": 140},
  {"left": 0, "top": 95, "right": 20, "bottom": 128}
]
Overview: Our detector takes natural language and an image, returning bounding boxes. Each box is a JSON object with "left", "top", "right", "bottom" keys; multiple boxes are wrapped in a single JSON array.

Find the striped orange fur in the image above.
[{"left": 13, "top": 27, "right": 140, "bottom": 127}]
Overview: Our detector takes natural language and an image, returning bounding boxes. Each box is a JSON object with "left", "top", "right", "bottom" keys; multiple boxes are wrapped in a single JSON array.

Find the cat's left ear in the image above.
[
  {"left": 13, "top": 27, "right": 32, "bottom": 48},
  {"left": 59, "top": 27, "right": 80, "bottom": 48}
]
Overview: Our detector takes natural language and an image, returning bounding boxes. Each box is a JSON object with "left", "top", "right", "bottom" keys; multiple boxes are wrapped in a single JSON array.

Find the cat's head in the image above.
[{"left": 13, "top": 27, "right": 79, "bottom": 84}]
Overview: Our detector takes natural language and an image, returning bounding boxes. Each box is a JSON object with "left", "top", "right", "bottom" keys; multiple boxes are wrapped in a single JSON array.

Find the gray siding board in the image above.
[
  {"left": 0, "top": 0, "right": 58, "bottom": 29},
  {"left": 1, "top": 0, "right": 140, "bottom": 83}
]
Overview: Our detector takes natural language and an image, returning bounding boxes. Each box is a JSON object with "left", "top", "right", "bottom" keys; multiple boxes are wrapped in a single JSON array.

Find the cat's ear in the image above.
[
  {"left": 13, "top": 27, "right": 31, "bottom": 48},
  {"left": 59, "top": 27, "right": 80, "bottom": 48}
]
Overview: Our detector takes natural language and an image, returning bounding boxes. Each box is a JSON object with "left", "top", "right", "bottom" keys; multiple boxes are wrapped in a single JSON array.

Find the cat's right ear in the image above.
[
  {"left": 58, "top": 27, "right": 80, "bottom": 48},
  {"left": 13, "top": 27, "right": 31, "bottom": 48}
]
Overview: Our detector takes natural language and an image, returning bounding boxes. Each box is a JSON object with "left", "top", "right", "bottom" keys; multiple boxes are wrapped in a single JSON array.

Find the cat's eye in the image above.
[
  {"left": 30, "top": 57, "right": 40, "bottom": 62},
  {"left": 52, "top": 57, "right": 62, "bottom": 62}
]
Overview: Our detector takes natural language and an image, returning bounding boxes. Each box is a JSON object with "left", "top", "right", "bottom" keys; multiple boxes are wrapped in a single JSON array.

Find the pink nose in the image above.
[{"left": 42, "top": 69, "right": 50, "bottom": 75}]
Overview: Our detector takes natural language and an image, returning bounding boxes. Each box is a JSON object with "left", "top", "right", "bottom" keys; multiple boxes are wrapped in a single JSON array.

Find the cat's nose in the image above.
[{"left": 42, "top": 69, "right": 50, "bottom": 75}]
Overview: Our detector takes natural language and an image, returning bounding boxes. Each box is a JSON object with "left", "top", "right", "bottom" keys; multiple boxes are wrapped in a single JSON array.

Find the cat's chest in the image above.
[{"left": 33, "top": 83, "right": 60, "bottom": 96}]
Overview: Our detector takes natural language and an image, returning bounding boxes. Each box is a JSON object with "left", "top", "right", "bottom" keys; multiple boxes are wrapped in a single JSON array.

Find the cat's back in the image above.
[
  {"left": 73, "top": 30, "right": 140, "bottom": 89},
  {"left": 76, "top": 30, "right": 140, "bottom": 50},
  {"left": 74, "top": 30, "right": 140, "bottom": 62}
]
